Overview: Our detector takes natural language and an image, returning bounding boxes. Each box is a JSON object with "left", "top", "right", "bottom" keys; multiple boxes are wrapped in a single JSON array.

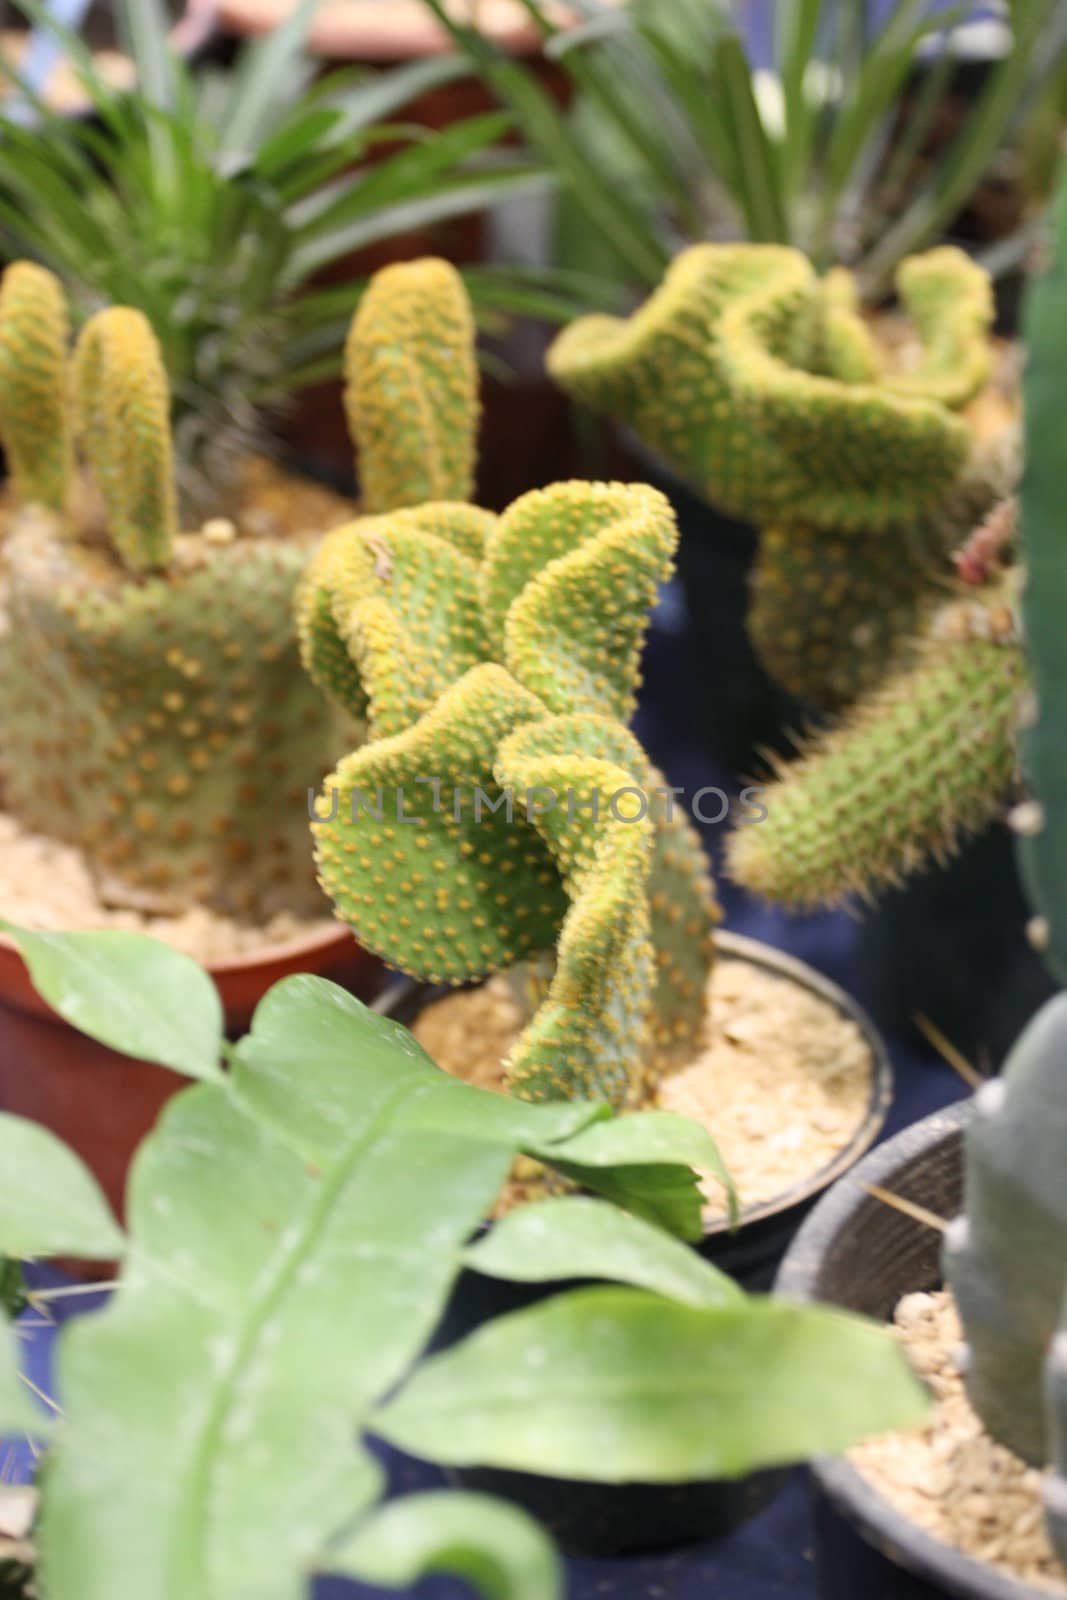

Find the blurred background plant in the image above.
[
  {"left": 425, "top": 0, "right": 1067, "bottom": 316},
  {"left": 0, "top": 0, "right": 575, "bottom": 512}
]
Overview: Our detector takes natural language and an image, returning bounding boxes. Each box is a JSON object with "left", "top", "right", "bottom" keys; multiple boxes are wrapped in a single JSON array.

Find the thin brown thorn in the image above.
[
  {"left": 914, "top": 1012, "right": 986, "bottom": 1089},
  {"left": 865, "top": 1183, "right": 949, "bottom": 1234}
]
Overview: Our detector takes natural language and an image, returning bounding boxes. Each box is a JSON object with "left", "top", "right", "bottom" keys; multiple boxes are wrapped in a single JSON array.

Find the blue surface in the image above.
[{"left": 7, "top": 580, "right": 969, "bottom": 1597}]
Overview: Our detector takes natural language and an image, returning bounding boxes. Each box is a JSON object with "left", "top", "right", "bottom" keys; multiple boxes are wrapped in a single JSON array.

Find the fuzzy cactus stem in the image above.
[
  {"left": 73, "top": 307, "right": 178, "bottom": 573},
  {"left": 0, "top": 261, "right": 72, "bottom": 513},
  {"left": 345, "top": 258, "right": 480, "bottom": 514}
]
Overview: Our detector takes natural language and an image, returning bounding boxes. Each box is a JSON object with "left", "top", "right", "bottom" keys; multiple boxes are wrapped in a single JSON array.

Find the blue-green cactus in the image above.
[{"left": 942, "top": 166, "right": 1067, "bottom": 1571}]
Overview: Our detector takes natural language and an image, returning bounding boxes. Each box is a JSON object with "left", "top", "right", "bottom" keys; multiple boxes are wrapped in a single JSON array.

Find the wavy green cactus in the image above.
[
  {"left": 305, "top": 487, "right": 718, "bottom": 1108},
  {"left": 941, "top": 167, "right": 1067, "bottom": 1573},
  {"left": 304, "top": 259, "right": 719, "bottom": 1107},
  {"left": 548, "top": 241, "right": 1005, "bottom": 712},
  {"left": 726, "top": 582, "right": 1026, "bottom": 908},
  {"left": 0, "top": 263, "right": 343, "bottom": 919}
]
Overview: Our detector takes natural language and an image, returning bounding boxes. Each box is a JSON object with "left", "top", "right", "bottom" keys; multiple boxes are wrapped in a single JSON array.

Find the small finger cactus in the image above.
[
  {"left": 303, "top": 259, "right": 719, "bottom": 1109},
  {"left": 942, "top": 166, "right": 1067, "bottom": 1572},
  {"left": 548, "top": 242, "right": 1009, "bottom": 712},
  {"left": 0, "top": 264, "right": 351, "bottom": 919},
  {"left": 726, "top": 574, "right": 1026, "bottom": 909}
]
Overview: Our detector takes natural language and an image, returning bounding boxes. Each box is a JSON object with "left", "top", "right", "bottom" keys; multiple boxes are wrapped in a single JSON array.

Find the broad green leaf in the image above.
[
  {"left": 537, "top": 1109, "right": 736, "bottom": 1238},
  {"left": 0, "top": 925, "right": 223, "bottom": 1081},
  {"left": 325, "top": 1490, "right": 562, "bottom": 1600},
  {"left": 39, "top": 1068, "right": 513, "bottom": 1598},
  {"left": 0, "top": 1115, "right": 124, "bottom": 1260},
  {"left": 463, "top": 1197, "right": 740, "bottom": 1306},
  {"left": 0, "top": 1319, "right": 47, "bottom": 1437},
  {"left": 374, "top": 1287, "right": 929, "bottom": 1481}
]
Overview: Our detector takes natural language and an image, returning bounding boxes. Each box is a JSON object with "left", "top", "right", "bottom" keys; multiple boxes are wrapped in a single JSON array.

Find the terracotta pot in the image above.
[
  {"left": 0, "top": 924, "right": 383, "bottom": 1228},
  {"left": 774, "top": 1103, "right": 1048, "bottom": 1600},
  {"left": 378, "top": 929, "right": 895, "bottom": 1290},
  {"left": 215, "top": 0, "right": 595, "bottom": 59}
]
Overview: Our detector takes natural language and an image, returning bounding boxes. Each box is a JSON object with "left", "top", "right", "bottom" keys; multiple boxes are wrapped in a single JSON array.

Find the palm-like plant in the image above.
[
  {"left": 0, "top": 0, "right": 549, "bottom": 509},
  {"left": 425, "top": 0, "right": 1067, "bottom": 303}
]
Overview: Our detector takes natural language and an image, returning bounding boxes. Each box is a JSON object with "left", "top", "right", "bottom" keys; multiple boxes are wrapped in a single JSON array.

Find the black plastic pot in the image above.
[
  {"left": 856, "top": 821, "right": 1057, "bottom": 1070},
  {"left": 373, "top": 932, "right": 891, "bottom": 1555},
  {"left": 380, "top": 930, "right": 893, "bottom": 1294},
  {"left": 776, "top": 1100, "right": 1049, "bottom": 1600}
]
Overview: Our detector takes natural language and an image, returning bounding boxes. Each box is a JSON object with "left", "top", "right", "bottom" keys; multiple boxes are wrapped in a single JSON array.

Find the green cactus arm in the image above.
[
  {"left": 1017, "top": 176, "right": 1067, "bottom": 987},
  {"left": 73, "top": 307, "right": 177, "bottom": 573},
  {"left": 296, "top": 503, "right": 496, "bottom": 736},
  {"left": 943, "top": 995, "right": 1067, "bottom": 1467},
  {"left": 814, "top": 267, "right": 883, "bottom": 384},
  {"left": 548, "top": 243, "right": 991, "bottom": 535},
  {"left": 491, "top": 482, "right": 677, "bottom": 721},
  {"left": 885, "top": 247, "right": 994, "bottom": 411},
  {"left": 312, "top": 663, "right": 566, "bottom": 983},
  {"left": 644, "top": 769, "right": 720, "bottom": 1064},
  {"left": 726, "top": 590, "right": 1026, "bottom": 908},
  {"left": 547, "top": 244, "right": 814, "bottom": 523},
  {"left": 495, "top": 716, "right": 656, "bottom": 1108},
  {"left": 0, "top": 261, "right": 72, "bottom": 513},
  {"left": 344, "top": 258, "right": 480, "bottom": 514}
]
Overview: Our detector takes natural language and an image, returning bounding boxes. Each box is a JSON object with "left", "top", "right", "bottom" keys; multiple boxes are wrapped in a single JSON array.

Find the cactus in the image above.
[
  {"left": 344, "top": 259, "right": 481, "bottom": 515},
  {"left": 0, "top": 263, "right": 349, "bottom": 919},
  {"left": 939, "top": 167, "right": 1067, "bottom": 1571},
  {"left": 303, "top": 261, "right": 719, "bottom": 1108},
  {"left": 548, "top": 242, "right": 1006, "bottom": 712},
  {"left": 726, "top": 582, "right": 1025, "bottom": 908}
]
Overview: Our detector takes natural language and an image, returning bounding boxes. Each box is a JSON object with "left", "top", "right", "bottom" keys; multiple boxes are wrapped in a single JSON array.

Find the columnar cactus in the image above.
[
  {"left": 941, "top": 169, "right": 1067, "bottom": 1570},
  {"left": 303, "top": 259, "right": 719, "bottom": 1109},
  {"left": 726, "top": 573, "right": 1026, "bottom": 908},
  {"left": 548, "top": 243, "right": 1009, "bottom": 711},
  {"left": 0, "top": 264, "right": 349, "bottom": 919}
]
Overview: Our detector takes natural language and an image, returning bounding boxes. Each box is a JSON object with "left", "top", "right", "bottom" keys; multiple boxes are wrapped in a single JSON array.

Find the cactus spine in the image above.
[
  {"left": 0, "top": 263, "right": 349, "bottom": 919},
  {"left": 305, "top": 260, "right": 719, "bottom": 1108},
  {"left": 548, "top": 242, "right": 1004, "bottom": 712},
  {"left": 941, "top": 166, "right": 1067, "bottom": 1571}
]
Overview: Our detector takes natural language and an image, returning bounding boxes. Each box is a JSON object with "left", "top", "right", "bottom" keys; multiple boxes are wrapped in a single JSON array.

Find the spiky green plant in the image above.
[
  {"left": 940, "top": 163, "right": 1067, "bottom": 1572},
  {"left": 0, "top": 264, "right": 349, "bottom": 917},
  {"left": 0, "top": 0, "right": 544, "bottom": 515},
  {"left": 301, "top": 258, "right": 719, "bottom": 1109},
  {"left": 725, "top": 566, "right": 1027, "bottom": 910},
  {"left": 548, "top": 240, "right": 1015, "bottom": 711}
]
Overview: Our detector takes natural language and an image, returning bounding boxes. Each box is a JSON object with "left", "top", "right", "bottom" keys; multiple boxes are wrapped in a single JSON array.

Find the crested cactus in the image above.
[
  {"left": 303, "top": 260, "right": 719, "bottom": 1109},
  {"left": 0, "top": 263, "right": 351, "bottom": 919},
  {"left": 548, "top": 242, "right": 1008, "bottom": 712},
  {"left": 726, "top": 579, "right": 1026, "bottom": 908},
  {"left": 940, "top": 167, "right": 1067, "bottom": 1572}
]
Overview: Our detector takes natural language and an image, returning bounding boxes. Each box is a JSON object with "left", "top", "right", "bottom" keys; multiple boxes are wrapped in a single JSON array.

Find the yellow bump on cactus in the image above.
[
  {"left": 887, "top": 247, "right": 994, "bottom": 410},
  {"left": 0, "top": 260, "right": 72, "bottom": 513},
  {"left": 345, "top": 258, "right": 480, "bottom": 514},
  {"left": 74, "top": 307, "right": 178, "bottom": 573}
]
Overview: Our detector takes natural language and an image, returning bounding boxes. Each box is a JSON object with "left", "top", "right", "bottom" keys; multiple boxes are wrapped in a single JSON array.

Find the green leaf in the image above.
[
  {"left": 325, "top": 1490, "right": 563, "bottom": 1600},
  {"left": 217, "top": 0, "right": 319, "bottom": 162},
  {"left": 374, "top": 1287, "right": 930, "bottom": 1482},
  {"left": 0, "top": 1115, "right": 124, "bottom": 1260},
  {"left": 0, "top": 925, "right": 223, "bottom": 1081},
  {"left": 536, "top": 1109, "right": 736, "bottom": 1239},
  {"left": 39, "top": 1056, "right": 512, "bottom": 1596},
  {"left": 0, "top": 1319, "right": 46, "bottom": 1438},
  {"left": 463, "top": 1197, "right": 740, "bottom": 1306}
]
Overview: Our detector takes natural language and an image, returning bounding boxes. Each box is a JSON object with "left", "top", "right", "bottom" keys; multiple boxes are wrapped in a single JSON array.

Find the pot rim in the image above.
[
  {"left": 776, "top": 1101, "right": 1054, "bottom": 1600},
  {"left": 374, "top": 927, "right": 894, "bottom": 1236},
  {"left": 0, "top": 915, "right": 352, "bottom": 979}
]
